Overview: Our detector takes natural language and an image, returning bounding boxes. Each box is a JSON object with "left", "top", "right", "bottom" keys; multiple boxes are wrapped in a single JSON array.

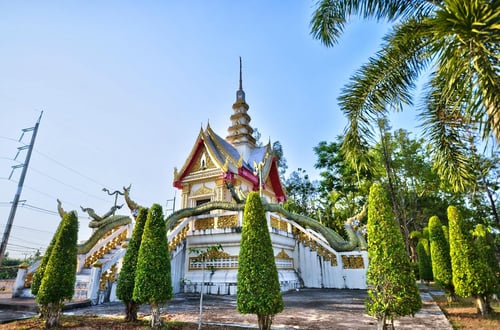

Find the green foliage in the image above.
[
  {"left": 0, "top": 256, "right": 23, "bottom": 279},
  {"left": 473, "top": 224, "right": 500, "bottom": 296},
  {"left": 417, "top": 238, "right": 433, "bottom": 282},
  {"left": 366, "top": 183, "right": 421, "bottom": 324},
  {"left": 31, "top": 220, "right": 65, "bottom": 296},
  {"left": 428, "top": 216, "right": 454, "bottom": 294},
  {"left": 237, "top": 192, "right": 283, "bottom": 328},
  {"left": 421, "top": 227, "right": 429, "bottom": 240},
  {"left": 283, "top": 168, "right": 318, "bottom": 218},
  {"left": 133, "top": 204, "right": 172, "bottom": 305},
  {"left": 36, "top": 211, "right": 78, "bottom": 305},
  {"left": 313, "top": 138, "right": 371, "bottom": 232},
  {"left": 448, "top": 206, "right": 496, "bottom": 298},
  {"left": 116, "top": 208, "right": 148, "bottom": 304},
  {"left": 311, "top": 0, "right": 500, "bottom": 191}
]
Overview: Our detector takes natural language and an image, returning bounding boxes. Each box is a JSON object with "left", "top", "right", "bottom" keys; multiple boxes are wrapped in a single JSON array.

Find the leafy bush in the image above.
[
  {"left": 237, "top": 192, "right": 283, "bottom": 330},
  {"left": 116, "top": 207, "right": 148, "bottom": 321},
  {"left": 133, "top": 204, "right": 172, "bottom": 328},
  {"left": 448, "top": 206, "right": 496, "bottom": 316},
  {"left": 365, "top": 183, "right": 421, "bottom": 328},
  {"left": 36, "top": 211, "right": 78, "bottom": 328},
  {"left": 428, "top": 216, "right": 454, "bottom": 297}
]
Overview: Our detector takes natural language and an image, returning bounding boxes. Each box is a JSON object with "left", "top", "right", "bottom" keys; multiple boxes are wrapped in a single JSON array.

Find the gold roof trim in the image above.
[{"left": 192, "top": 183, "right": 214, "bottom": 197}]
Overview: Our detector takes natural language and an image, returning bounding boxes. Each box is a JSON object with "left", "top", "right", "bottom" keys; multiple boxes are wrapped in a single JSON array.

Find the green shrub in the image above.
[
  {"left": 473, "top": 224, "right": 500, "bottom": 298},
  {"left": 365, "top": 183, "right": 421, "bottom": 329},
  {"left": 428, "top": 216, "right": 454, "bottom": 297},
  {"left": 417, "top": 238, "right": 433, "bottom": 282},
  {"left": 36, "top": 211, "right": 78, "bottom": 328},
  {"left": 237, "top": 192, "right": 283, "bottom": 330},
  {"left": 448, "top": 206, "right": 496, "bottom": 316},
  {"left": 133, "top": 204, "right": 172, "bottom": 328},
  {"left": 31, "top": 220, "right": 64, "bottom": 296},
  {"left": 116, "top": 207, "right": 148, "bottom": 321}
]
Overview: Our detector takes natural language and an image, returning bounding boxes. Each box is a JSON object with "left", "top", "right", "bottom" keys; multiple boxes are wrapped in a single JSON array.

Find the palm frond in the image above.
[
  {"left": 339, "top": 18, "right": 433, "bottom": 171},
  {"left": 419, "top": 73, "right": 476, "bottom": 191},
  {"left": 310, "top": 0, "right": 437, "bottom": 46},
  {"left": 428, "top": 0, "right": 500, "bottom": 141}
]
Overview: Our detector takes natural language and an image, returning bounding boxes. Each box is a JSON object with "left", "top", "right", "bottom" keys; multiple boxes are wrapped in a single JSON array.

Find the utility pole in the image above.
[
  {"left": 165, "top": 192, "right": 176, "bottom": 216},
  {"left": 0, "top": 112, "right": 43, "bottom": 266}
]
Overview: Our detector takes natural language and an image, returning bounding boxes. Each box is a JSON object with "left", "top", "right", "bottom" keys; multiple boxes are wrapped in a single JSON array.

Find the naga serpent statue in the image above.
[
  {"left": 76, "top": 183, "right": 366, "bottom": 253},
  {"left": 80, "top": 204, "right": 124, "bottom": 228},
  {"left": 165, "top": 189, "right": 367, "bottom": 252}
]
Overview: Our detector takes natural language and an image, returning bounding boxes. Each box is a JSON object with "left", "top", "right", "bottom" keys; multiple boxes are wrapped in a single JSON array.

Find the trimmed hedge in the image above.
[
  {"left": 237, "top": 192, "right": 283, "bottom": 330},
  {"left": 365, "top": 183, "right": 421, "bottom": 327}
]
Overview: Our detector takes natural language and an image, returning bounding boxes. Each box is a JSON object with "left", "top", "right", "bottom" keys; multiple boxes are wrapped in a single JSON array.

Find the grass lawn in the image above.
[{"left": 0, "top": 315, "right": 243, "bottom": 329}]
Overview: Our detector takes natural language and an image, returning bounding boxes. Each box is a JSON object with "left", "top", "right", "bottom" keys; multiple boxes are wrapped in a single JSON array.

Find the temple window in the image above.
[{"left": 196, "top": 198, "right": 211, "bottom": 206}]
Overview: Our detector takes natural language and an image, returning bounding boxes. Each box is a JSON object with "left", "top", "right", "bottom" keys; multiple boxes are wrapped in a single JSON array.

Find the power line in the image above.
[
  {"left": 34, "top": 148, "right": 109, "bottom": 188},
  {"left": 9, "top": 235, "right": 49, "bottom": 247},
  {"left": 0, "top": 223, "right": 55, "bottom": 235},
  {"left": 27, "top": 166, "right": 111, "bottom": 203}
]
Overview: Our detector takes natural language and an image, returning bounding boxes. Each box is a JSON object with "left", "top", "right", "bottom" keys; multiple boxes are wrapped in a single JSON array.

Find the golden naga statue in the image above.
[
  {"left": 80, "top": 204, "right": 123, "bottom": 222},
  {"left": 57, "top": 198, "right": 66, "bottom": 218},
  {"left": 123, "top": 184, "right": 142, "bottom": 217}
]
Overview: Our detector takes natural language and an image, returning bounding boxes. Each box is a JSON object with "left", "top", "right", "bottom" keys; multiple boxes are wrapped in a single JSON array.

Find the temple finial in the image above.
[
  {"left": 239, "top": 56, "right": 243, "bottom": 91},
  {"left": 236, "top": 57, "right": 245, "bottom": 101}
]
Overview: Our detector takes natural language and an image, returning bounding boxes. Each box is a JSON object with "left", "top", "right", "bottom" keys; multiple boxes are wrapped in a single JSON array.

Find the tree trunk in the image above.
[
  {"left": 474, "top": 295, "right": 490, "bottom": 316},
  {"left": 150, "top": 302, "right": 163, "bottom": 329},
  {"left": 482, "top": 176, "right": 500, "bottom": 225},
  {"left": 44, "top": 302, "right": 62, "bottom": 329},
  {"left": 376, "top": 314, "right": 386, "bottom": 330},
  {"left": 376, "top": 314, "right": 395, "bottom": 330},
  {"left": 257, "top": 314, "right": 273, "bottom": 330},
  {"left": 124, "top": 301, "right": 138, "bottom": 322}
]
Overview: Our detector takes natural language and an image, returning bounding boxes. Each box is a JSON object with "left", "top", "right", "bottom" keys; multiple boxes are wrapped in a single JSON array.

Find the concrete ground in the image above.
[{"left": 0, "top": 286, "right": 452, "bottom": 329}]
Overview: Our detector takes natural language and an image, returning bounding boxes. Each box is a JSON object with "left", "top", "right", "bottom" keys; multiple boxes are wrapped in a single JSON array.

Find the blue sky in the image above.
[{"left": 0, "top": 1, "right": 416, "bottom": 258}]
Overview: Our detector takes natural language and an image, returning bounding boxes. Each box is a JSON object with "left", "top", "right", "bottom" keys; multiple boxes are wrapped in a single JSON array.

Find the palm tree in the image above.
[{"left": 311, "top": 0, "right": 500, "bottom": 192}]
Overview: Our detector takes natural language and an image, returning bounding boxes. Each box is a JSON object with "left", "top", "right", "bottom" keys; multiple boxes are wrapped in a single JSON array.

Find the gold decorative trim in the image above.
[
  {"left": 192, "top": 183, "right": 214, "bottom": 197},
  {"left": 275, "top": 249, "right": 291, "bottom": 259},
  {"left": 194, "top": 217, "right": 215, "bottom": 230},
  {"left": 24, "top": 272, "right": 33, "bottom": 288},
  {"left": 169, "top": 226, "right": 189, "bottom": 251},
  {"left": 217, "top": 215, "right": 238, "bottom": 228},
  {"left": 84, "top": 230, "right": 128, "bottom": 268},
  {"left": 270, "top": 216, "right": 288, "bottom": 232},
  {"left": 341, "top": 255, "right": 364, "bottom": 269},
  {"left": 323, "top": 252, "right": 338, "bottom": 266},
  {"left": 99, "top": 264, "right": 118, "bottom": 290}
]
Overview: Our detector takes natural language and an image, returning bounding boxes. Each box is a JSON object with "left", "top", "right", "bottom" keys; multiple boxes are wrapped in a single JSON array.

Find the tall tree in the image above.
[
  {"left": 313, "top": 137, "right": 372, "bottom": 232},
  {"left": 116, "top": 207, "right": 148, "bottom": 322},
  {"left": 133, "top": 204, "right": 172, "bottom": 328},
  {"left": 311, "top": 0, "right": 500, "bottom": 191},
  {"left": 237, "top": 192, "right": 283, "bottom": 330},
  {"left": 448, "top": 206, "right": 496, "bottom": 316},
  {"left": 272, "top": 140, "right": 288, "bottom": 180},
  {"left": 366, "top": 183, "right": 421, "bottom": 330},
  {"left": 428, "top": 216, "right": 455, "bottom": 300},
  {"left": 283, "top": 168, "right": 318, "bottom": 218},
  {"left": 35, "top": 211, "right": 78, "bottom": 328}
]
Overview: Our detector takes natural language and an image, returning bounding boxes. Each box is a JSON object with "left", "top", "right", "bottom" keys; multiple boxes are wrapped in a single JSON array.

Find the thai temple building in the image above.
[{"left": 12, "top": 61, "right": 368, "bottom": 304}]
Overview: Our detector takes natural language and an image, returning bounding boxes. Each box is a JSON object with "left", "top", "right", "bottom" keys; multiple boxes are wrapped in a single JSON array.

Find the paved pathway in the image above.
[{"left": 0, "top": 288, "right": 452, "bottom": 329}]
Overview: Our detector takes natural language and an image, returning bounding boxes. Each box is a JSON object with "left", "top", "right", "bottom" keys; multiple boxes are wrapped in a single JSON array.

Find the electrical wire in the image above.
[
  {"left": 34, "top": 148, "right": 109, "bottom": 188},
  {"left": 27, "top": 166, "right": 111, "bottom": 203},
  {"left": 0, "top": 223, "right": 55, "bottom": 235}
]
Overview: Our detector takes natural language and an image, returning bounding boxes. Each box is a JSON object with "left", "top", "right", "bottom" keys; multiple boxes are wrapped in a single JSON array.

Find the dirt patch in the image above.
[{"left": 434, "top": 295, "right": 500, "bottom": 330}]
